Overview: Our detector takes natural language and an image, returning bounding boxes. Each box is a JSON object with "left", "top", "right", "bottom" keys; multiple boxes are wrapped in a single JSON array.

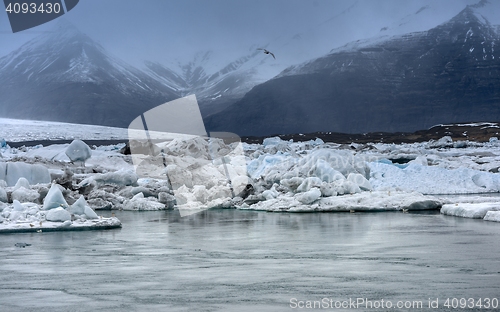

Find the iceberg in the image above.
[
  {"left": 65, "top": 139, "right": 92, "bottom": 163},
  {"left": 69, "top": 196, "right": 104, "bottom": 219},
  {"left": 484, "top": 211, "right": 500, "bottom": 222},
  {"left": 0, "top": 197, "right": 121, "bottom": 233},
  {"left": 0, "top": 187, "right": 7, "bottom": 203},
  {"left": 347, "top": 173, "right": 372, "bottom": 191},
  {"left": 69, "top": 195, "right": 87, "bottom": 215},
  {"left": 2, "top": 162, "right": 51, "bottom": 186},
  {"left": 296, "top": 177, "right": 322, "bottom": 193},
  {"left": 43, "top": 183, "right": 69, "bottom": 210},
  {"left": 1, "top": 115, "right": 500, "bottom": 224},
  {"left": 46, "top": 207, "right": 71, "bottom": 222},
  {"left": 11, "top": 187, "right": 40, "bottom": 203},
  {"left": 93, "top": 169, "right": 138, "bottom": 186},
  {"left": 441, "top": 203, "right": 500, "bottom": 219},
  {"left": 84, "top": 205, "right": 99, "bottom": 219},
  {"left": 242, "top": 191, "right": 440, "bottom": 212},
  {"left": 123, "top": 192, "right": 166, "bottom": 211},
  {"left": 295, "top": 187, "right": 321, "bottom": 204},
  {"left": 369, "top": 162, "right": 500, "bottom": 194},
  {"left": 13, "top": 177, "right": 31, "bottom": 190}
]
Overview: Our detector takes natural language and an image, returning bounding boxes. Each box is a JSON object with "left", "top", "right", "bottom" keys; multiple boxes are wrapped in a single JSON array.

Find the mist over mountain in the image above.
[
  {"left": 0, "top": 21, "right": 179, "bottom": 127},
  {"left": 205, "top": 4, "right": 500, "bottom": 136},
  {"left": 143, "top": 49, "right": 274, "bottom": 117},
  {"left": 0, "top": 20, "right": 280, "bottom": 126}
]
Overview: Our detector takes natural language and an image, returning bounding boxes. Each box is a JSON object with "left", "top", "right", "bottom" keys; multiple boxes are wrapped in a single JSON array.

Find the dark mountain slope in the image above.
[{"left": 206, "top": 7, "right": 500, "bottom": 136}]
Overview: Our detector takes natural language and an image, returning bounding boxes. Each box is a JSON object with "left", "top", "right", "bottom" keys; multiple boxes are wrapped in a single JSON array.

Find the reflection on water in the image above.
[{"left": 1, "top": 209, "right": 499, "bottom": 311}]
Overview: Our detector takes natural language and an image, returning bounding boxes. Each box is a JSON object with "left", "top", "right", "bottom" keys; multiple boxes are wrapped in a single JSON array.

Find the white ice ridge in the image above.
[
  {"left": 0, "top": 118, "right": 130, "bottom": 142},
  {"left": 369, "top": 161, "right": 500, "bottom": 194}
]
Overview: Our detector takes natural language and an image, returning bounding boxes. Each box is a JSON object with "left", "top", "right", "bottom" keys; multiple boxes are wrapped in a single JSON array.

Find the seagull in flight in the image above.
[{"left": 258, "top": 48, "right": 275, "bottom": 59}]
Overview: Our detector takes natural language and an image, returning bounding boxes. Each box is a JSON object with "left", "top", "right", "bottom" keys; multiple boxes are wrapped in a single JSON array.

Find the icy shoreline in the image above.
[{"left": 1, "top": 119, "right": 500, "bottom": 227}]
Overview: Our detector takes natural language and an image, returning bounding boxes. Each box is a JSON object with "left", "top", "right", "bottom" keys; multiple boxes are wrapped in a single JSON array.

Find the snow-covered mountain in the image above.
[
  {"left": 189, "top": 0, "right": 487, "bottom": 117},
  {"left": 143, "top": 48, "right": 275, "bottom": 116},
  {"left": 0, "top": 20, "right": 282, "bottom": 125},
  {"left": 189, "top": 0, "right": 484, "bottom": 116},
  {"left": 0, "top": 1, "right": 494, "bottom": 129},
  {"left": 0, "top": 20, "right": 179, "bottom": 127},
  {"left": 206, "top": 2, "right": 500, "bottom": 136}
]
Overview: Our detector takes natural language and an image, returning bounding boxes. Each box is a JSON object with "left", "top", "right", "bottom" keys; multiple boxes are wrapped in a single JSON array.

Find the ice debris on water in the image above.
[{"left": 0, "top": 130, "right": 499, "bottom": 226}]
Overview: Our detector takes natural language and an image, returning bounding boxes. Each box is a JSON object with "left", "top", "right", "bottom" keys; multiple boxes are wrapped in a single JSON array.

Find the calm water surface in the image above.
[{"left": 1, "top": 209, "right": 499, "bottom": 312}]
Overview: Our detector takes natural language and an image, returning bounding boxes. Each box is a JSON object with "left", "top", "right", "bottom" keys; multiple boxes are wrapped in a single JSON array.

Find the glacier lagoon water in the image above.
[{"left": 1, "top": 209, "right": 499, "bottom": 312}]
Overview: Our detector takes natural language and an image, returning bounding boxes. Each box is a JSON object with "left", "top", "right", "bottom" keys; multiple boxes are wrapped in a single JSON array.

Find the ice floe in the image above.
[
  {"left": 0, "top": 198, "right": 120, "bottom": 233},
  {"left": 484, "top": 211, "right": 500, "bottom": 222},
  {"left": 1, "top": 125, "right": 500, "bottom": 226},
  {"left": 241, "top": 191, "right": 440, "bottom": 212},
  {"left": 441, "top": 202, "right": 500, "bottom": 220}
]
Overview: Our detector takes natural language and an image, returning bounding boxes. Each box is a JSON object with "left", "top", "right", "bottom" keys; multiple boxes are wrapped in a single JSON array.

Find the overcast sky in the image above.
[{"left": 0, "top": 0, "right": 483, "bottom": 68}]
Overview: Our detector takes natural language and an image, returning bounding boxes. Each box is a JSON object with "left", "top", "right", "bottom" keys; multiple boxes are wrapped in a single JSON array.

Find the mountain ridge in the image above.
[
  {"left": 205, "top": 5, "right": 500, "bottom": 136},
  {"left": 0, "top": 20, "right": 179, "bottom": 127},
  {"left": 0, "top": 21, "right": 276, "bottom": 126}
]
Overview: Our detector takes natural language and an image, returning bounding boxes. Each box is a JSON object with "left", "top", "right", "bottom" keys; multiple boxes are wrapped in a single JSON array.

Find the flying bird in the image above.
[{"left": 258, "top": 48, "right": 275, "bottom": 59}]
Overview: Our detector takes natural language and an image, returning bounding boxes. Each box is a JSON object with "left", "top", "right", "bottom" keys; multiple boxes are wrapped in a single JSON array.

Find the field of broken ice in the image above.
[{"left": 1, "top": 127, "right": 500, "bottom": 232}]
